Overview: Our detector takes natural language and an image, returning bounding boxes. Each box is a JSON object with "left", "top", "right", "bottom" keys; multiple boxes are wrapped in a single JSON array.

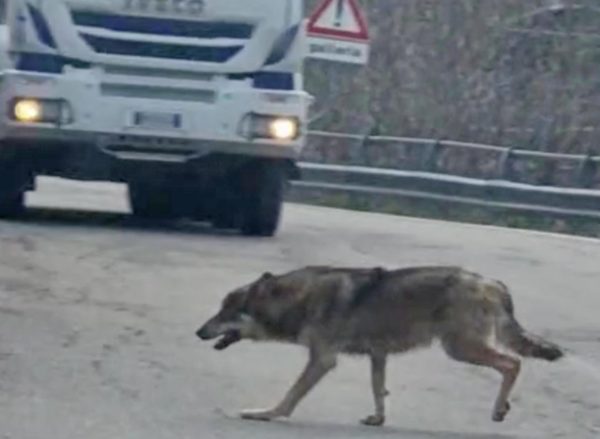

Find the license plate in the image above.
[{"left": 132, "top": 111, "right": 182, "bottom": 130}]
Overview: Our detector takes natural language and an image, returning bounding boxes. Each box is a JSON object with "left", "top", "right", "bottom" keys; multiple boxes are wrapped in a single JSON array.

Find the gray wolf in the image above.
[{"left": 196, "top": 266, "right": 563, "bottom": 425}]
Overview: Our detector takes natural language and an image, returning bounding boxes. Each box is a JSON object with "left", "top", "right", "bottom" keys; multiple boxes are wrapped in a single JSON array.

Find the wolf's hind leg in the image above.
[
  {"left": 361, "top": 353, "right": 388, "bottom": 427},
  {"left": 241, "top": 345, "right": 337, "bottom": 422},
  {"left": 442, "top": 335, "right": 521, "bottom": 422}
]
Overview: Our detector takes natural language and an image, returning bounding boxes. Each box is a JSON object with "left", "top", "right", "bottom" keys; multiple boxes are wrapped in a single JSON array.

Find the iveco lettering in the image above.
[{"left": 123, "top": 0, "right": 206, "bottom": 15}]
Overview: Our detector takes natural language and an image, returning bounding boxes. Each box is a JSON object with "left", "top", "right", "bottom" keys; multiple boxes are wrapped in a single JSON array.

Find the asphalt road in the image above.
[{"left": 1, "top": 178, "right": 599, "bottom": 439}]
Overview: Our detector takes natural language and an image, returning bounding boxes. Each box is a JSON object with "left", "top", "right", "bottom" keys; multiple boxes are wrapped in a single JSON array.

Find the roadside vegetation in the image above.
[{"left": 302, "top": 1, "right": 600, "bottom": 237}]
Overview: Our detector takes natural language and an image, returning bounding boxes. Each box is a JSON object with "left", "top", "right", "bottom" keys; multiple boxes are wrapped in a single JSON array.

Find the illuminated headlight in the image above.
[
  {"left": 269, "top": 118, "right": 298, "bottom": 141},
  {"left": 11, "top": 98, "right": 73, "bottom": 124},
  {"left": 13, "top": 99, "right": 42, "bottom": 122},
  {"left": 242, "top": 114, "right": 300, "bottom": 141}
]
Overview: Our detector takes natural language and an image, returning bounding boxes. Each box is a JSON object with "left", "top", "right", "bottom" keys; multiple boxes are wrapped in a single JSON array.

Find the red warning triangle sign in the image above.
[{"left": 307, "top": 0, "right": 369, "bottom": 42}]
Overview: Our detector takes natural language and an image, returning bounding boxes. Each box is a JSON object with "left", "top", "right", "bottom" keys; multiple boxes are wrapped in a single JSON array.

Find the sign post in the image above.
[{"left": 306, "top": 0, "right": 370, "bottom": 65}]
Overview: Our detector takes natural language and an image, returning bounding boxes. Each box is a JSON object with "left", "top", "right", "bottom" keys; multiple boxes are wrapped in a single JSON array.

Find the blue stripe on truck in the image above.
[
  {"left": 263, "top": 24, "right": 300, "bottom": 66},
  {"left": 227, "top": 72, "right": 294, "bottom": 90},
  {"left": 27, "top": 5, "right": 57, "bottom": 48},
  {"left": 16, "top": 53, "right": 294, "bottom": 92},
  {"left": 16, "top": 53, "right": 91, "bottom": 73},
  {"left": 253, "top": 72, "right": 294, "bottom": 90}
]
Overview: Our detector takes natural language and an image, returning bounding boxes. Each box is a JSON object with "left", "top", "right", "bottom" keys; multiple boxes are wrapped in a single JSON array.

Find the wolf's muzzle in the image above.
[{"left": 196, "top": 326, "right": 216, "bottom": 340}]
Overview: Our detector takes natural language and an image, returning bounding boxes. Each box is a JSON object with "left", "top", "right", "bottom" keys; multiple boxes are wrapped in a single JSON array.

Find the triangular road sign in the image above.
[{"left": 307, "top": 0, "right": 369, "bottom": 42}]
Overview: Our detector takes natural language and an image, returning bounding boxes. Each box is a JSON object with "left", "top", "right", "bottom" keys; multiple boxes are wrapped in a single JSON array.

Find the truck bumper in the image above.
[{"left": 0, "top": 70, "right": 309, "bottom": 163}]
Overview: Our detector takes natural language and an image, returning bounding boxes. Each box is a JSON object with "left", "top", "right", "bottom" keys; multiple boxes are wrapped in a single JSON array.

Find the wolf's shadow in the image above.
[{"left": 214, "top": 411, "right": 521, "bottom": 439}]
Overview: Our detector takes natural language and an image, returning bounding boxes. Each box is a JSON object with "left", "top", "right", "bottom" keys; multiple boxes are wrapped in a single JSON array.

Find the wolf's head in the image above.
[
  {"left": 196, "top": 272, "right": 281, "bottom": 350},
  {"left": 196, "top": 266, "right": 387, "bottom": 351}
]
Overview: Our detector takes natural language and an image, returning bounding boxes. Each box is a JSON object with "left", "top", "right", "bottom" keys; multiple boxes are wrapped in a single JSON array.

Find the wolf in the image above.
[{"left": 196, "top": 266, "right": 563, "bottom": 425}]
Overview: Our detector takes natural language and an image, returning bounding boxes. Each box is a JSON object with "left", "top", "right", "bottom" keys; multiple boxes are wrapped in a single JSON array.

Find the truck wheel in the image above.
[
  {"left": 0, "top": 190, "right": 25, "bottom": 218},
  {"left": 238, "top": 162, "right": 285, "bottom": 237},
  {"left": 128, "top": 182, "right": 176, "bottom": 219},
  {"left": 0, "top": 166, "right": 27, "bottom": 219},
  {"left": 209, "top": 182, "right": 239, "bottom": 229},
  {"left": 212, "top": 207, "right": 238, "bottom": 229}
]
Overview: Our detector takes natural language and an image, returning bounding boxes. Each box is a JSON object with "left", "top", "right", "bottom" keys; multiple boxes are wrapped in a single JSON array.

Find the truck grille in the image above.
[
  {"left": 70, "top": 11, "right": 253, "bottom": 63},
  {"left": 81, "top": 34, "right": 242, "bottom": 62}
]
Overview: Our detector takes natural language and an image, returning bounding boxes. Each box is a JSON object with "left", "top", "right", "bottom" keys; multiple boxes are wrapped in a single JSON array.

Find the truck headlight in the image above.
[
  {"left": 13, "top": 99, "right": 42, "bottom": 123},
  {"left": 242, "top": 114, "right": 300, "bottom": 141},
  {"left": 11, "top": 98, "right": 73, "bottom": 124},
  {"left": 269, "top": 118, "right": 298, "bottom": 141}
]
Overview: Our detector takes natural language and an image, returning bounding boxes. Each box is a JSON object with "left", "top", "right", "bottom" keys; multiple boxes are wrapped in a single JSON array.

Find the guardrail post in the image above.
[
  {"left": 497, "top": 147, "right": 515, "bottom": 181},
  {"left": 359, "top": 127, "right": 377, "bottom": 166},
  {"left": 576, "top": 154, "right": 597, "bottom": 188},
  {"left": 361, "top": 133, "right": 371, "bottom": 166},
  {"left": 421, "top": 140, "right": 441, "bottom": 172}
]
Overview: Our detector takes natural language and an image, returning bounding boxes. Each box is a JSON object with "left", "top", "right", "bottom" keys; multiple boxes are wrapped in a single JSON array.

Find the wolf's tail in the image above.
[{"left": 495, "top": 287, "right": 564, "bottom": 362}]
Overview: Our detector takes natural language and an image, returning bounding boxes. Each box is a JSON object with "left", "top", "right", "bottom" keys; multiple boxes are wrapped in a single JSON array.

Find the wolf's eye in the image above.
[
  {"left": 229, "top": 312, "right": 243, "bottom": 322},
  {"left": 238, "top": 313, "right": 253, "bottom": 323}
]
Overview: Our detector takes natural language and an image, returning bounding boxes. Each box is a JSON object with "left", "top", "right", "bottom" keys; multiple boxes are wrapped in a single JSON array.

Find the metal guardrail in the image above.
[
  {"left": 293, "top": 131, "right": 600, "bottom": 221},
  {"left": 308, "top": 130, "right": 600, "bottom": 160},
  {"left": 305, "top": 130, "right": 600, "bottom": 185}
]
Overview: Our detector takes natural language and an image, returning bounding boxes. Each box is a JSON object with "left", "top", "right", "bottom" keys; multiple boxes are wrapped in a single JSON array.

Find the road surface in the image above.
[{"left": 1, "top": 178, "right": 599, "bottom": 439}]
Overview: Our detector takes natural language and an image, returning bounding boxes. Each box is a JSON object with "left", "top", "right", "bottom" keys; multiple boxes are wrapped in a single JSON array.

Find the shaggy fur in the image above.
[{"left": 197, "top": 266, "right": 563, "bottom": 425}]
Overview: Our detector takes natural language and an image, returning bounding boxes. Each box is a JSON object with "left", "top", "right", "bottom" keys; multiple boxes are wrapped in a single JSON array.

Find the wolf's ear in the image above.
[
  {"left": 260, "top": 272, "right": 274, "bottom": 281},
  {"left": 372, "top": 267, "right": 386, "bottom": 279}
]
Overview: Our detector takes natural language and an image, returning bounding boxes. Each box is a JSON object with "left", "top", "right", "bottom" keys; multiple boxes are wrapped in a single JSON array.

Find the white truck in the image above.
[{"left": 0, "top": 0, "right": 310, "bottom": 236}]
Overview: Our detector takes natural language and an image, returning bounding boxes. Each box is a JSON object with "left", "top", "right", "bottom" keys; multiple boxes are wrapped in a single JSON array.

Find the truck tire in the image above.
[
  {"left": 0, "top": 190, "right": 25, "bottom": 218},
  {"left": 238, "top": 161, "right": 285, "bottom": 237},
  {"left": 212, "top": 207, "right": 237, "bottom": 229},
  {"left": 209, "top": 182, "right": 239, "bottom": 230},
  {"left": 128, "top": 182, "right": 176, "bottom": 219},
  {"left": 0, "top": 165, "right": 27, "bottom": 219}
]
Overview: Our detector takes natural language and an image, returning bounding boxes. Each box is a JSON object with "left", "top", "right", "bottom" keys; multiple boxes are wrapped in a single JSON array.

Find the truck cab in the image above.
[{"left": 0, "top": 0, "right": 310, "bottom": 236}]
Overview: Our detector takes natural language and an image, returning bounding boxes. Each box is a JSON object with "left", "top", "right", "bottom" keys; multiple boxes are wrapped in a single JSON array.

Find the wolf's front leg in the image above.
[
  {"left": 361, "top": 353, "right": 388, "bottom": 427},
  {"left": 241, "top": 345, "right": 338, "bottom": 422}
]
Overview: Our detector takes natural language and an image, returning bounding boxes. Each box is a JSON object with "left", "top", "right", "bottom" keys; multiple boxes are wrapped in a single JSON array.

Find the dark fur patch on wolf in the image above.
[
  {"left": 348, "top": 267, "right": 387, "bottom": 309},
  {"left": 254, "top": 306, "right": 308, "bottom": 339}
]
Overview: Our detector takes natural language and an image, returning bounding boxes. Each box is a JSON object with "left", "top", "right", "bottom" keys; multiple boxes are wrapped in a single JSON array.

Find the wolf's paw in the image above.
[
  {"left": 492, "top": 401, "right": 511, "bottom": 423},
  {"left": 361, "top": 414, "right": 385, "bottom": 427},
  {"left": 240, "top": 409, "right": 283, "bottom": 422}
]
